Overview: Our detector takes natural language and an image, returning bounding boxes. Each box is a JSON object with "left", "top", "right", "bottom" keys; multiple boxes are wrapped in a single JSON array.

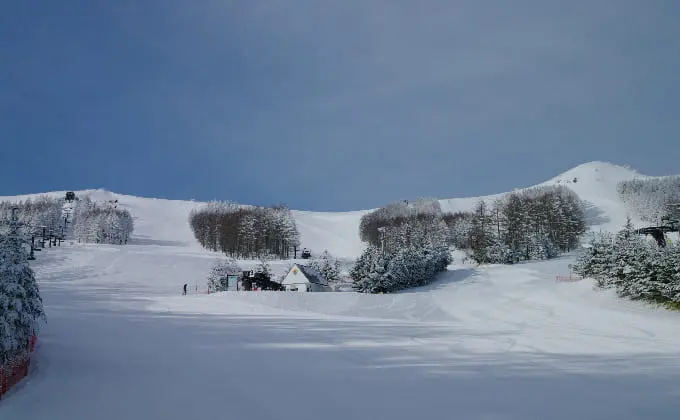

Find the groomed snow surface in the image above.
[{"left": 2, "top": 162, "right": 680, "bottom": 419}]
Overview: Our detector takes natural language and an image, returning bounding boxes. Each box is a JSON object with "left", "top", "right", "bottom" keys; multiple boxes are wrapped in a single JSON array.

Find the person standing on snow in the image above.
[{"left": 183, "top": 283, "right": 187, "bottom": 295}]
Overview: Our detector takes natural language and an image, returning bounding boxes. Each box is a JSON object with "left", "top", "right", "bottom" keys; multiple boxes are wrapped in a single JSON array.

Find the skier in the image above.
[{"left": 183, "top": 283, "right": 187, "bottom": 295}]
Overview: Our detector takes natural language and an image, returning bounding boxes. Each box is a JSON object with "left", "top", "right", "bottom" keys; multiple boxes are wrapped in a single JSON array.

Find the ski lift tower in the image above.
[{"left": 637, "top": 203, "right": 680, "bottom": 247}]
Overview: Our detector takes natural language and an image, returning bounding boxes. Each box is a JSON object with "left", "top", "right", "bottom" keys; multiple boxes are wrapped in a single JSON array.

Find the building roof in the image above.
[{"left": 294, "top": 264, "right": 328, "bottom": 286}]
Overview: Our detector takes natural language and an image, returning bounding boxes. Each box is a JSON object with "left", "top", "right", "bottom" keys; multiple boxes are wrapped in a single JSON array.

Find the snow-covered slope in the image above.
[
  {"left": 438, "top": 161, "right": 647, "bottom": 233},
  {"left": 0, "top": 161, "right": 656, "bottom": 258},
  {"left": 4, "top": 239, "right": 680, "bottom": 419},
  {"left": 3, "top": 162, "right": 680, "bottom": 420}
]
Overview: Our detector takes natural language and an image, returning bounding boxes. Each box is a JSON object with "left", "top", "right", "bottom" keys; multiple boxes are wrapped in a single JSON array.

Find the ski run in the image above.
[{"left": 2, "top": 162, "right": 680, "bottom": 419}]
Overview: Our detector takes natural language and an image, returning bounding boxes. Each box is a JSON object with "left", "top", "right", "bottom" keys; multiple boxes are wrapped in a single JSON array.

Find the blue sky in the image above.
[{"left": 2, "top": 1, "right": 679, "bottom": 211}]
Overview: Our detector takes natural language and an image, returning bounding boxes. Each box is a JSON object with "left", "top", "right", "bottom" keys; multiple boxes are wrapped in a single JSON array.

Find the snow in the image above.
[
  {"left": 2, "top": 162, "right": 680, "bottom": 419},
  {"left": 438, "top": 161, "right": 649, "bottom": 235},
  {"left": 0, "top": 161, "right": 648, "bottom": 258}
]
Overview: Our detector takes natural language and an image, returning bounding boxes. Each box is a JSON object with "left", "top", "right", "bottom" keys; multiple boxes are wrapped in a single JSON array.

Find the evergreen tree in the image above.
[
  {"left": 470, "top": 200, "right": 495, "bottom": 263},
  {"left": 363, "top": 252, "right": 393, "bottom": 293},
  {"left": 611, "top": 218, "right": 646, "bottom": 292},
  {"left": 659, "top": 244, "right": 680, "bottom": 303},
  {"left": 573, "top": 232, "right": 617, "bottom": 287},
  {"left": 309, "top": 250, "right": 341, "bottom": 286},
  {"left": 354, "top": 198, "right": 452, "bottom": 293},
  {"left": 486, "top": 239, "right": 514, "bottom": 264},
  {"left": 0, "top": 213, "right": 45, "bottom": 364},
  {"left": 352, "top": 246, "right": 384, "bottom": 293},
  {"left": 574, "top": 218, "right": 680, "bottom": 308},
  {"left": 350, "top": 246, "right": 375, "bottom": 287}
]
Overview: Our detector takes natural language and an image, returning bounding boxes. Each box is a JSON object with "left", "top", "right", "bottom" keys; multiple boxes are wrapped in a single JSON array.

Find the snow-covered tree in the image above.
[
  {"left": 309, "top": 250, "right": 341, "bottom": 286},
  {"left": 618, "top": 176, "right": 680, "bottom": 224},
  {"left": 256, "top": 254, "right": 272, "bottom": 278},
  {"left": 355, "top": 198, "right": 452, "bottom": 293},
  {"left": 352, "top": 247, "right": 392, "bottom": 294},
  {"left": 443, "top": 212, "right": 474, "bottom": 249},
  {"left": 486, "top": 239, "right": 514, "bottom": 264},
  {"left": 458, "top": 185, "right": 586, "bottom": 264},
  {"left": 573, "top": 232, "right": 617, "bottom": 287},
  {"left": 574, "top": 221, "right": 680, "bottom": 308},
  {"left": 0, "top": 196, "right": 65, "bottom": 239},
  {"left": 351, "top": 246, "right": 382, "bottom": 293},
  {"left": 0, "top": 213, "right": 45, "bottom": 364},
  {"left": 207, "top": 258, "right": 242, "bottom": 292},
  {"left": 70, "top": 197, "right": 133, "bottom": 244},
  {"left": 189, "top": 202, "right": 300, "bottom": 259}
]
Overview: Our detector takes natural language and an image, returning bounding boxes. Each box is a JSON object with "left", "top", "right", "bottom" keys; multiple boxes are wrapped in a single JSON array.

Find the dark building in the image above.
[{"left": 240, "top": 271, "right": 283, "bottom": 291}]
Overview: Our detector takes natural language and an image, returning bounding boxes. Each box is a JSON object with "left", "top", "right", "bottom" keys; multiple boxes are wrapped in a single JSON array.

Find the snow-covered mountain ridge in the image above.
[{"left": 0, "top": 161, "right": 670, "bottom": 258}]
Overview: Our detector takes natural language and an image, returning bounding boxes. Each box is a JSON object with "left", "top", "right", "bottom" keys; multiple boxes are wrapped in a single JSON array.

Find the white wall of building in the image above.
[{"left": 281, "top": 265, "right": 331, "bottom": 292}]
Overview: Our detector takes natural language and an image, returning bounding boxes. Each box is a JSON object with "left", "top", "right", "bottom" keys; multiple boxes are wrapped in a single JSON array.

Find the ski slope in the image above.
[{"left": 2, "top": 161, "right": 680, "bottom": 419}]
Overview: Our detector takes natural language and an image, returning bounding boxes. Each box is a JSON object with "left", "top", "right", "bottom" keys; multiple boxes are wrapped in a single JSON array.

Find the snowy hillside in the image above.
[
  {"left": 3, "top": 161, "right": 680, "bottom": 419},
  {"left": 0, "top": 162, "right": 656, "bottom": 258},
  {"left": 439, "top": 161, "right": 648, "bottom": 233}
]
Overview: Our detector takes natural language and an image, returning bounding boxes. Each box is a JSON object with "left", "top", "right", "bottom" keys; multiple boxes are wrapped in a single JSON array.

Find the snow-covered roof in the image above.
[{"left": 293, "top": 264, "right": 328, "bottom": 286}]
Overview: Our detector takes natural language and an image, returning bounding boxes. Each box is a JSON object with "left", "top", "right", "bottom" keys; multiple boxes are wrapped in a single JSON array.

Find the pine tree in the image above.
[
  {"left": 487, "top": 239, "right": 513, "bottom": 264},
  {"left": 0, "top": 213, "right": 45, "bottom": 364},
  {"left": 470, "top": 200, "right": 495, "bottom": 263},
  {"left": 350, "top": 247, "right": 373, "bottom": 286},
  {"left": 352, "top": 246, "right": 387, "bottom": 293},
  {"left": 660, "top": 244, "right": 680, "bottom": 304},
  {"left": 573, "top": 232, "right": 616, "bottom": 287},
  {"left": 365, "top": 252, "right": 393, "bottom": 293},
  {"left": 610, "top": 219, "right": 645, "bottom": 292},
  {"left": 309, "top": 250, "right": 341, "bottom": 286}
]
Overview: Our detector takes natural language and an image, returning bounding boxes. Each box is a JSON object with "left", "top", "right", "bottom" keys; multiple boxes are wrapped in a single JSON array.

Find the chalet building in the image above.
[{"left": 282, "top": 264, "right": 331, "bottom": 292}]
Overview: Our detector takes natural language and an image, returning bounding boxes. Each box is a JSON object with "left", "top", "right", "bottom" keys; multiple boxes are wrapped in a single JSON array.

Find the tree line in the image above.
[
  {"left": 446, "top": 185, "right": 587, "bottom": 264},
  {"left": 0, "top": 196, "right": 64, "bottom": 239},
  {"left": 0, "top": 194, "right": 134, "bottom": 245},
  {"left": 189, "top": 201, "right": 301, "bottom": 259},
  {"left": 617, "top": 176, "right": 680, "bottom": 225},
  {"left": 574, "top": 220, "right": 680, "bottom": 309},
  {"left": 352, "top": 198, "right": 451, "bottom": 293}
]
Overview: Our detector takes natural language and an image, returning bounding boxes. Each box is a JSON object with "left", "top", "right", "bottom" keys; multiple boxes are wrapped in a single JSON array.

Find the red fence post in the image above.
[
  {"left": 1, "top": 366, "right": 6, "bottom": 398},
  {"left": 0, "top": 334, "right": 38, "bottom": 399}
]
